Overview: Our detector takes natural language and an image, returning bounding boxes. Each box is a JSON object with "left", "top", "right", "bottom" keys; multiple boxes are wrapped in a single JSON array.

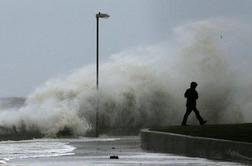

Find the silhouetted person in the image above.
[{"left": 181, "top": 82, "right": 207, "bottom": 126}]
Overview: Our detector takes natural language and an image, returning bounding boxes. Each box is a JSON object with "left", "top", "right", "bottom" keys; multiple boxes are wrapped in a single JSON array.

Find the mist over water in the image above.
[{"left": 0, "top": 18, "right": 251, "bottom": 137}]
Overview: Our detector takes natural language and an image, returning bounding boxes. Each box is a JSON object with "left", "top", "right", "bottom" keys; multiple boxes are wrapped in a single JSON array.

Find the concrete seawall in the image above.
[{"left": 141, "top": 129, "right": 252, "bottom": 164}]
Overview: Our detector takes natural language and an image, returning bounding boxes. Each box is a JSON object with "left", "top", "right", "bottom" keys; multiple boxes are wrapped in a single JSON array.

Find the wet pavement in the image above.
[{"left": 8, "top": 136, "right": 246, "bottom": 166}]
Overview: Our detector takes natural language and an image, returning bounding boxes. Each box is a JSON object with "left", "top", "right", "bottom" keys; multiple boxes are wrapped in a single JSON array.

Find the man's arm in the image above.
[{"left": 195, "top": 91, "right": 198, "bottom": 100}]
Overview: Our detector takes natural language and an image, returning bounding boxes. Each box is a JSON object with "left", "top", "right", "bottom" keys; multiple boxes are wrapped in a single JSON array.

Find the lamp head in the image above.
[{"left": 96, "top": 12, "right": 110, "bottom": 19}]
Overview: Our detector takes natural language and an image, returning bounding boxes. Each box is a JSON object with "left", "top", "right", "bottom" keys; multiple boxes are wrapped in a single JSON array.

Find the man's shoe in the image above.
[{"left": 200, "top": 120, "right": 207, "bottom": 125}]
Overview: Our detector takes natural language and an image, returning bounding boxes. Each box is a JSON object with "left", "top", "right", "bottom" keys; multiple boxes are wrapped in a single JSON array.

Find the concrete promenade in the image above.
[{"left": 141, "top": 128, "right": 252, "bottom": 164}]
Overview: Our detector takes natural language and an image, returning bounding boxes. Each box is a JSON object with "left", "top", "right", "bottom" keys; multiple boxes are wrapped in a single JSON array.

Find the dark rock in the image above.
[{"left": 110, "top": 155, "right": 119, "bottom": 159}]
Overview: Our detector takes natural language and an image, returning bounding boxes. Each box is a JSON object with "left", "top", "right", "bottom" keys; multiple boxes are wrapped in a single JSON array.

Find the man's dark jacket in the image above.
[{"left": 184, "top": 88, "right": 198, "bottom": 107}]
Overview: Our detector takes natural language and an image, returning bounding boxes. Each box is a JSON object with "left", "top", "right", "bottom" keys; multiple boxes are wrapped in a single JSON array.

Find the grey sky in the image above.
[{"left": 0, "top": 0, "right": 251, "bottom": 97}]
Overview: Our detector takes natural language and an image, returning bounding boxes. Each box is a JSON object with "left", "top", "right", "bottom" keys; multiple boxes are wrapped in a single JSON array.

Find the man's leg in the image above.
[
  {"left": 193, "top": 107, "right": 206, "bottom": 125},
  {"left": 181, "top": 107, "right": 192, "bottom": 126}
]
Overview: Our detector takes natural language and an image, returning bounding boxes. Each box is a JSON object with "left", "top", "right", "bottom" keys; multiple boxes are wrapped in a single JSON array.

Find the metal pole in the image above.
[
  {"left": 96, "top": 15, "right": 99, "bottom": 137},
  {"left": 96, "top": 15, "right": 99, "bottom": 90}
]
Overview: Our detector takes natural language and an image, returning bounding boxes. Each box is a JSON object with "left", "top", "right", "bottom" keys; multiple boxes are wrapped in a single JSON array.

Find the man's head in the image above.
[{"left": 190, "top": 82, "right": 197, "bottom": 89}]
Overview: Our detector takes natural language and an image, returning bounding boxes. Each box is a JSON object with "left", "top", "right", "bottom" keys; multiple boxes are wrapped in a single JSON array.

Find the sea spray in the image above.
[{"left": 0, "top": 18, "right": 249, "bottom": 137}]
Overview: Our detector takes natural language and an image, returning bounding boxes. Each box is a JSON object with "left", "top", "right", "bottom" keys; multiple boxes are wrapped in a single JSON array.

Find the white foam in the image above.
[
  {"left": 0, "top": 139, "right": 75, "bottom": 161},
  {"left": 0, "top": 18, "right": 251, "bottom": 137}
]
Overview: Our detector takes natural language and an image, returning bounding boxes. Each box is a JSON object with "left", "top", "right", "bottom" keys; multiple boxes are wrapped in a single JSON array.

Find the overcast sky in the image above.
[{"left": 0, "top": 0, "right": 251, "bottom": 97}]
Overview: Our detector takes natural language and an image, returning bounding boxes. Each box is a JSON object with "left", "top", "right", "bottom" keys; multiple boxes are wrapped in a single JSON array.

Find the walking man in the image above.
[{"left": 181, "top": 82, "right": 207, "bottom": 126}]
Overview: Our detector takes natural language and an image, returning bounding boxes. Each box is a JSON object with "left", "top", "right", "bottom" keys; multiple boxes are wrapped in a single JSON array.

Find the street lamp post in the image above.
[{"left": 96, "top": 12, "right": 110, "bottom": 137}]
